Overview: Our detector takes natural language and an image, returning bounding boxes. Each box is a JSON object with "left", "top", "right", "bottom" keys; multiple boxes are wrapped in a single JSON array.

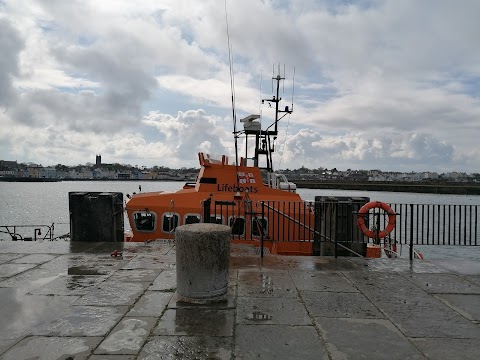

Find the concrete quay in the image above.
[{"left": 0, "top": 241, "right": 479, "bottom": 360}]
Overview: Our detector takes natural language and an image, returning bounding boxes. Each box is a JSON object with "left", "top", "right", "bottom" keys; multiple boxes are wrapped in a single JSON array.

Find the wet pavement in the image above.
[{"left": 0, "top": 241, "right": 479, "bottom": 359}]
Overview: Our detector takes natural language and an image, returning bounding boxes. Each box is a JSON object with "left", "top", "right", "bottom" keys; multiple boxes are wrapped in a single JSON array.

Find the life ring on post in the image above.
[{"left": 357, "top": 201, "right": 396, "bottom": 239}]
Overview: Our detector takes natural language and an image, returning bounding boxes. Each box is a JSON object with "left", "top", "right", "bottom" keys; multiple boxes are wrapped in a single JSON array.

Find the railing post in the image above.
[
  {"left": 334, "top": 203, "right": 338, "bottom": 258},
  {"left": 261, "top": 201, "right": 265, "bottom": 258},
  {"left": 203, "top": 198, "right": 211, "bottom": 223},
  {"left": 409, "top": 204, "right": 414, "bottom": 260}
]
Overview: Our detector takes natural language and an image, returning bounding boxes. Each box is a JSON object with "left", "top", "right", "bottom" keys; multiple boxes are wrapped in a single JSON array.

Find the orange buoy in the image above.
[{"left": 357, "top": 201, "right": 396, "bottom": 239}]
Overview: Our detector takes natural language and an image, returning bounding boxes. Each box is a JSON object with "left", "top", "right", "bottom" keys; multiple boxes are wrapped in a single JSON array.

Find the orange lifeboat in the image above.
[{"left": 125, "top": 71, "right": 315, "bottom": 255}]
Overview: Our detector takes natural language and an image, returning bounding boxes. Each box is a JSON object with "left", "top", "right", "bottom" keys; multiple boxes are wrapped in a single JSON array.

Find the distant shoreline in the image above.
[
  {"left": 294, "top": 180, "right": 480, "bottom": 195},
  {"left": 0, "top": 177, "right": 60, "bottom": 182},
  {"left": 1, "top": 177, "right": 480, "bottom": 195}
]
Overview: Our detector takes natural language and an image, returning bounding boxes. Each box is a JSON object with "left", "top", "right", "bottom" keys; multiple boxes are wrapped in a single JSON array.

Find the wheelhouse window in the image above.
[
  {"left": 133, "top": 211, "right": 156, "bottom": 232},
  {"left": 162, "top": 213, "right": 179, "bottom": 233},
  {"left": 210, "top": 214, "right": 223, "bottom": 224},
  {"left": 185, "top": 214, "right": 201, "bottom": 224},
  {"left": 229, "top": 216, "right": 245, "bottom": 236},
  {"left": 251, "top": 218, "right": 268, "bottom": 237}
]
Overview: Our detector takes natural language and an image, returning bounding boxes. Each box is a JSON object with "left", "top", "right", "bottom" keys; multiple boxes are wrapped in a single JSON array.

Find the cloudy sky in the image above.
[{"left": 1, "top": 0, "right": 479, "bottom": 173}]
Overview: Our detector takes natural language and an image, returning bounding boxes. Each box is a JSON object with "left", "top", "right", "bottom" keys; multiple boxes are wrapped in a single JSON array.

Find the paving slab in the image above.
[
  {"left": 89, "top": 355, "right": 136, "bottom": 360},
  {"left": 126, "top": 291, "right": 173, "bottom": 317},
  {"left": 167, "top": 286, "right": 237, "bottom": 310},
  {"left": 301, "top": 290, "right": 384, "bottom": 319},
  {"left": 229, "top": 255, "right": 260, "bottom": 269},
  {"left": 36, "top": 254, "right": 86, "bottom": 271},
  {"left": 148, "top": 269, "right": 176, "bottom": 291},
  {"left": 464, "top": 274, "right": 480, "bottom": 286},
  {"left": 412, "top": 338, "right": 480, "bottom": 360},
  {"left": 0, "top": 339, "right": 18, "bottom": 356},
  {"left": 433, "top": 259, "right": 480, "bottom": 275},
  {"left": 0, "top": 241, "right": 73, "bottom": 254},
  {"left": 80, "top": 242, "right": 126, "bottom": 254},
  {"left": 73, "top": 281, "right": 148, "bottom": 306},
  {"left": 434, "top": 293, "right": 480, "bottom": 321},
  {"left": 405, "top": 273, "right": 480, "bottom": 294},
  {"left": 234, "top": 324, "right": 328, "bottom": 360},
  {"left": 31, "top": 274, "right": 109, "bottom": 296},
  {"left": 2, "top": 242, "right": 480, "bottom": 359},
  {"left": 154, "top": 308, "right": 235, "bottom": 336},
  {"left": 352, "top": 258, "right": 449, "bottom": 273},
  {"left": 11, "top": 254, "right": 58, "bottom": 264},
  {"left": 345, "top": 271, "right": 480, "bottom": 338},
  {"left": 32, "top": 305, "right": 128, "bottom": 336},
  {"left": 124, "top": 241, "right": 175, "bottom": 256},
  {"left": 290, "top": 270, "right": 359, "bottom": 292},
  {"left": 237, "top": 269, "right": 298, "bottom": 298},
  {"left": 0, "top": 336, "right": 103, "bottom": 360},
  {"left": 39, "top": 254, "right": 127, "bottom": 275},
  {"left": 123, "top": 255, "right": 176, "bottom": 270},
  {"left": 346, "top": 271, "right": 447, "bottom": 305},
  {"left": 0, "top": 267, "right": 61, "bottom": 293},
  {"left": 0, "top": 263, "right": 37, "bottom": 277},
  {"left": 95, "top": 317, "right": 157, "bottom": 355},
  {"left": 138, "top": 336, "right": 233, "bottom": 360},
  {"left": 236, "top": 296, "right": 312, "bottom": 325},
  {"left": 0, "top": 289, "right": 78, "bottom": 340},
  {"left": 261, "top": 255, "right": 359, "bottom": 271},
  {"left": 315, "top": 317, "right": 426, "bottom": 360},
  {"left": 107, "top": 268, "right": 162, "bottom": 283},
  {"left": 67, "top": 259, "right": 127, "bottom": 275},
  {"left": 0, "top": 253, "right": 28, "bottom": 263}
]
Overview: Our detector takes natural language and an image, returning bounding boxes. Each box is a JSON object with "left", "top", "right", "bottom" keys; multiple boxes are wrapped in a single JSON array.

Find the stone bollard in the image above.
[{"left": 175, "top": 223, "right": 231, "bottom": 303}]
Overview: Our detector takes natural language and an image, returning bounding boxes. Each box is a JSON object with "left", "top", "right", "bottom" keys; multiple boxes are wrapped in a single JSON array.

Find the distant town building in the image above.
[
  {"left": 43, "top": 167, "right": 57, "bottom": 179},
  {"left": 117, "top": 172, "right": 132, "bottom": 180},
  {"left": 96, "top": 155, "right": 102, "bottom": 165}
]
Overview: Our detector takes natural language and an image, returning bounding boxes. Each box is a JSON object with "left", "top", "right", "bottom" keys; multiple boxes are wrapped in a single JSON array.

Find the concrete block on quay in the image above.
[{"left": 175, "top": 223, "right": 231, "bottom": 303}]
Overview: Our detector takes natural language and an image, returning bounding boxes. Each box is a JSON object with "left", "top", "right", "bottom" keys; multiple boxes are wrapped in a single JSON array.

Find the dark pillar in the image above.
[{"left": 69, "top": 192, "right": 124, "bottom": 242}]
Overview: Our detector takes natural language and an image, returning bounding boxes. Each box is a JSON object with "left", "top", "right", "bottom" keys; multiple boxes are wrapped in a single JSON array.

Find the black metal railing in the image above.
[
  {"left": 0, "top": 222, "right": 70, "bottom": 241},
  {"left": 389, "top": 203, "right": 479, "bottom": 246},
  {"left": 254, "top": 201, "right": 480, "bottom": 257}
]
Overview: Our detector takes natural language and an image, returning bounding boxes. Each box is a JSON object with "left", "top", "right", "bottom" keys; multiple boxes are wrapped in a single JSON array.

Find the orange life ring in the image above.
[{"left": 357, "top": 201, "right": 396, "bottom": 239}]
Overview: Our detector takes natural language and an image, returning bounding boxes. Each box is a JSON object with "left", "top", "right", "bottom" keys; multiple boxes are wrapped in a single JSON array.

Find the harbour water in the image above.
[{"left": 1, "top": 181, "right": 479, "bottom": 260}]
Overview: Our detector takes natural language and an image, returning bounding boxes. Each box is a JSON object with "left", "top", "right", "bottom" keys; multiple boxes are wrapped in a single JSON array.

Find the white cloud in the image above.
[{"left": 0, "top": 0, "right": 479, "bottom": 173}]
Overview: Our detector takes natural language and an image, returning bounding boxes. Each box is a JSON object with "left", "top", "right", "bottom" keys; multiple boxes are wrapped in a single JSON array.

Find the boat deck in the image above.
[{"left": 0, "top": 241, "right": 479, "bottom": 359}]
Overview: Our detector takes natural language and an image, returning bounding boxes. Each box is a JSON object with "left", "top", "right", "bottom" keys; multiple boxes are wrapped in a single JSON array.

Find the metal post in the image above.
[
  {"left": 203, "top": 198, "right": 211, "bottom": 223},
  {"left": 334, "top": 204, "right": 337, "bottom": 258},
  {"left": 409, "top": 204, "right": 414, "bottom": 260},
  {"left": 261, "top": 201, "right": 265, "bottom": 258}
]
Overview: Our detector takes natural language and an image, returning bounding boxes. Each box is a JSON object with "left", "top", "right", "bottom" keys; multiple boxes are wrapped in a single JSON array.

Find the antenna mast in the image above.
[
  {"left": 255, "top": 64, "right": 293, "bottom": 173},
  {"left": 224, "top": 1, "right": 239, "bottom": 165}
]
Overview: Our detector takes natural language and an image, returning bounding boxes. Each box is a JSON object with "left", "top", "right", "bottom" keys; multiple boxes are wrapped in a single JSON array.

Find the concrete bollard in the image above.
[{"left": 175, "top": 223, "right": 231, "bottom": 303}]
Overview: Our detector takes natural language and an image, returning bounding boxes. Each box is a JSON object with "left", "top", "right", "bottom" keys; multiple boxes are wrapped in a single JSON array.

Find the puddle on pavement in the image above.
[
  {"left": 67, "top": 266, "right": 104, "bottom": 275},
  {"left": 1, "top": 336, "right": 101, "bottom": 360},
  {"left": 0, "top": 288, "right": 73, "bottom": 340}
]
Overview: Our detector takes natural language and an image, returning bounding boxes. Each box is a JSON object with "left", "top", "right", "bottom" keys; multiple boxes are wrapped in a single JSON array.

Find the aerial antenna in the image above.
[
  {"left": 283, "top": 64, "right": 285, "bottom": 93},
  {"left": 291, "top": 66, "right": 296, "bottom": 111},
  {"left": 259, "top": 70, "right": 263, "bottom": 114},
  {"left": 272, "top": 64, "right": 274, "bottom": 93},
  {"left": 224, "top": 0, "right": 239, "bottom": 166},
  {"left": 277, "top": 66, "right": 295, "bottom": 170}
]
